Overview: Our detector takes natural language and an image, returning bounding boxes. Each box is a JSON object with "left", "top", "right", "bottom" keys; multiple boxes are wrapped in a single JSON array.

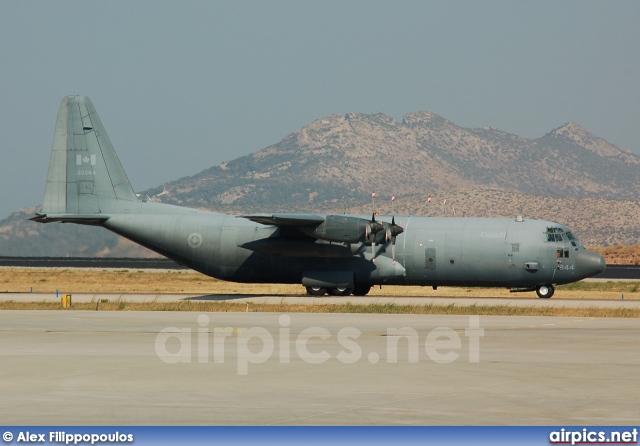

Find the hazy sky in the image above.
[{"left": 1, "top": 1, "right": 639, "bottom": 219}]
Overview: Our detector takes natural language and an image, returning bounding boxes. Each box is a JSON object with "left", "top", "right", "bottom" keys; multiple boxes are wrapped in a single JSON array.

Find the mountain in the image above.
[
  {"left": 143, "top": 112, "right": 640, "bottom": 212},
  {"left": 2, "top": 111, "right": 639, "bottom": 256},
  {"left": 350, "top": 188, "right": 640, "bottom": 247},
  {"left": 3, "top": 188, "right": 639, "bottom": 257}
]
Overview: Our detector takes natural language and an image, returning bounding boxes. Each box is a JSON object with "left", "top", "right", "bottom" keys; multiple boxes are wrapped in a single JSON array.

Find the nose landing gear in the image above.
[{"left": 536, "top": 284, "right": 555, "bottom": 299}]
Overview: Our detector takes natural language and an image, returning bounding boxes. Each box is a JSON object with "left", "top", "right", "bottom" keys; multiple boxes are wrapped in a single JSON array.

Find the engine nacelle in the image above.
[{"left": 302, "top": 215, "right": 371, "bottom": 243}]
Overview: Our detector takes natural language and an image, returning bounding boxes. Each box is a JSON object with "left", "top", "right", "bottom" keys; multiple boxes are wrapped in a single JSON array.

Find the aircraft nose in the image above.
[{"left": 575, "top": 250, "right": 606, "bottom": 279}]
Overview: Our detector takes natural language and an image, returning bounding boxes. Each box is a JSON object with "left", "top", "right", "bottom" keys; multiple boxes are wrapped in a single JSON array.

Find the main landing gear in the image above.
[
  {"left": 306, "top": 286, "right": 327, "bottom": 296},
  {"left": 305, "top": 284, "right": 372, "bottom": 297}
]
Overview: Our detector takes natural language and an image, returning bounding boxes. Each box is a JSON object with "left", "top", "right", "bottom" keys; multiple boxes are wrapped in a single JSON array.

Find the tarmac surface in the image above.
[{"left": 0, "top": 310, "right": 638, "bottom": 425}]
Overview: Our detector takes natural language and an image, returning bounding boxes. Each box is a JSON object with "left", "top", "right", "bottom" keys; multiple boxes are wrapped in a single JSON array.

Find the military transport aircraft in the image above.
[{"left": 31, "top": 96, "right": 606, "bottom": 298}]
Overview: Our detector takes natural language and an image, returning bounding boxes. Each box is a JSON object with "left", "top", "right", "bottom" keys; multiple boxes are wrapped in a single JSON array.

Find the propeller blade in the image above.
[
  {"left": 389, "top": 216, "right": 402, "bottom": 262},
  {"left": 372, "top": 237, "right": 376, "bottom": 262},
  {"left": 391, "top": 235, "right": 396, "bottom": 262}
]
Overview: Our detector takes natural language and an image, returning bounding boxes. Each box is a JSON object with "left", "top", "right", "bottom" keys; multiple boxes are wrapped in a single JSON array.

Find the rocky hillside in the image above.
[
  {"left": 353, "top": 188, "right": 640, "bottom": 247},
  {"left": 143, "top": 112, "right": 640, "bottom": 212},
  {"left": 3, "top": 188, "right": 639, "bottom": 257}
]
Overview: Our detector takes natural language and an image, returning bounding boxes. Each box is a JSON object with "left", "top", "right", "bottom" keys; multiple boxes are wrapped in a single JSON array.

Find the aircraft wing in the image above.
[
  {"left": 238, "top": 213, "right": 325, "bottom": 226},
  {"left": 238, "top": 213, "right": 404, "bottom": 261}
]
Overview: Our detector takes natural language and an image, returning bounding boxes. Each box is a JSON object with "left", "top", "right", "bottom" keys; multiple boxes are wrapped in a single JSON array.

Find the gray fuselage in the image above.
[{"left": 102, "top": 201, "right": 602, "bottom": 289}]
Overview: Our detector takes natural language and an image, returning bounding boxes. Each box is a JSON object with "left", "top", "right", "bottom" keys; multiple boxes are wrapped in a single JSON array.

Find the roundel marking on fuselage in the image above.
[{"left": 188, "top": 233, "right": 203, "bottom": 248}]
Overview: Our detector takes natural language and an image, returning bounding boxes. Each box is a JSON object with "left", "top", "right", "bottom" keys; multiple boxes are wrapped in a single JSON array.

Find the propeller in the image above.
[
  {"left": 367, "top": 213, "right": 383, "bottom": 262},
  {"left": 386, "top": 216, "right": 404, "bottom": 262}
]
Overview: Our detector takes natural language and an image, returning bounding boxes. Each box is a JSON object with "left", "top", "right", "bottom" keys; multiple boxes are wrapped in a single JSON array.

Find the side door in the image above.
[
  {"left": 504, "top": 229, "right": 525, "bottom": 283},
  {"left": 552, "top": 244, "right": 577, "bottom": 283}
]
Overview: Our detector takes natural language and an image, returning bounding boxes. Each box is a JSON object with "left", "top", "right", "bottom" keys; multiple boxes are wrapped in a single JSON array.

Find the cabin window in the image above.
[
  {"left": 556, "top": 248, "right": 570, "bottom": 258},
  {"left": 511, "top": 243, "right": 520, "bottom": 252}
]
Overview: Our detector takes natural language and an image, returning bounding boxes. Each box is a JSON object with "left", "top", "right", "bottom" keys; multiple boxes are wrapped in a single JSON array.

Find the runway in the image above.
[
  {"left": 0, "top": 310, "right": 638, "bottom": 425},
  {"left": 1, "top": 292, "right": 639, "bottom": 308}
]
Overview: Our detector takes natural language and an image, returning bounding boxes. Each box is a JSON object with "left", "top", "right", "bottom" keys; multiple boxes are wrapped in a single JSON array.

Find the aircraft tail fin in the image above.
[{"left": 35, "top": 96, "right": 139, "bottom": 221}]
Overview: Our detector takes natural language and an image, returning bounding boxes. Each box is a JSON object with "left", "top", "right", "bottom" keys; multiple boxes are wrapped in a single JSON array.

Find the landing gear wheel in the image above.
[
  {"left": 352, "top": 284, "right": 372, "bottom": 296},
  {"left": 328, "top": 286, "right": 353, "bottom": 296},
  {"left": 536, "top": 284, "right": 554, "bottom": 299},
  {"left": 306, "top": 286, "right": 327, "bottom": 296}
]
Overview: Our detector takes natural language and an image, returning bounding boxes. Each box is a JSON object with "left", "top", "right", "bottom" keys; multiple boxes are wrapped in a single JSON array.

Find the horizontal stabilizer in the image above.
[{"left": 29, "top": 213, "right": 109, "bottom": 225}]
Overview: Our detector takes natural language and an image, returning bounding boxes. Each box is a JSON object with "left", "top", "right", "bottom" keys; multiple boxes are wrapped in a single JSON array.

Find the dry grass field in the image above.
[
  {"left": 1, "top": 267, "right": 638, "bottom": 316},
  {"left": 1, "top": 267, "right": 638, "bottom": 300},
  {"left": 1, "top": 299, "right": 637, "bottom": 318}
]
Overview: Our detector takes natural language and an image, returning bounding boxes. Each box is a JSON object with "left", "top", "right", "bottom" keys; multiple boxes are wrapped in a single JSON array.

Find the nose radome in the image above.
[{"left": 575, "top": 250, "right": 606, "bottom": 278}]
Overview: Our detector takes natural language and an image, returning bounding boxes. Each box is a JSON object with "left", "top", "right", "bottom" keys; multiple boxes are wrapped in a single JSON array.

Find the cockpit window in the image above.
[
  {"left": 546, "top": 227, "right": 564, "bottom": 242},
  {"left": 547, "top": 227, "right": 582, "bottom": 245}
]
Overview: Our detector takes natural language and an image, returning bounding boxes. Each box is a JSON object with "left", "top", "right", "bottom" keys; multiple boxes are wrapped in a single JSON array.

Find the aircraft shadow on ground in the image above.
[{"left": 186, "top": 294, "right": 303, "bottom": 301}]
